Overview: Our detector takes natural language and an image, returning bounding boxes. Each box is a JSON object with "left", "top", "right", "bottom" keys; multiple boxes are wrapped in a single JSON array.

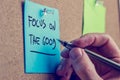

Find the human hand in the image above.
[{"left": 56, "top": 33, "right": 120, "bottom": 80}]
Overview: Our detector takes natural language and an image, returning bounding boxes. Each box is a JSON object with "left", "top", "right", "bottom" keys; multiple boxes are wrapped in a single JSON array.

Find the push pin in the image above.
[
  {"left": 43, "top": 8, "right": 47, "bottom": 15},
  {"left": 40, "top": 8, "right": 54, "bottom": 17},
  {"left": 39, "top": 8, "right": 47, "bottom": 17},
  {"left": 96, "top": 0, "right": 104, "bottom": 6}
]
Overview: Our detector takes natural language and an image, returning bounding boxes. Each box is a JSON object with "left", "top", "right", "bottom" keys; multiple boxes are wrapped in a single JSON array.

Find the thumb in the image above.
[{"left": 69, "top": 48, "right": 102, "bottom": 80}]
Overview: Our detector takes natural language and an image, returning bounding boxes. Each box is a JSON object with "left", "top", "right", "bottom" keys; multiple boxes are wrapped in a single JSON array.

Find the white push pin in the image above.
[
  {"left": 43, "top": 8, "right": 47, "bottom": 15},
  {"left": 96, "top": 0, "right": 104, "bottom": 6}
]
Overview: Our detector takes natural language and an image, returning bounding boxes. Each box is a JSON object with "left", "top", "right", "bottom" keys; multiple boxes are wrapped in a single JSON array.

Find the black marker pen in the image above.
[{"left": 57, "top": 39, "right": 120, "bottom": 71}]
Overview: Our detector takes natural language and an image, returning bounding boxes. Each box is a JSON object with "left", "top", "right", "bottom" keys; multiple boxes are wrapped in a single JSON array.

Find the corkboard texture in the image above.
[{"left": 0, "top": 0, "right": 119, "bottom": 80}]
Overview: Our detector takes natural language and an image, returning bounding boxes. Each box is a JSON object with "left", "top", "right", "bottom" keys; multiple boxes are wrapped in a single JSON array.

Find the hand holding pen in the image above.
[{"left": 56, "top": 33, "right": 120, "bottom": 80}]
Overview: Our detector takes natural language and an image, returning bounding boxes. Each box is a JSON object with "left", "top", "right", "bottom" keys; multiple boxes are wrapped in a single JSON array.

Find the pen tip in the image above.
[
  {"left": 57, "top": 39, "right": 64, "bottom": 44},
  {"left": 57, "top": 39, "right": 62, "bottom": 42}
]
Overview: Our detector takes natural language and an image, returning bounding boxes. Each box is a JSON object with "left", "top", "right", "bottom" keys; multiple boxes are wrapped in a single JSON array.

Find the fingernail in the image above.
[
  {"left": 57, "top": 64, "right": 63, "bottom": 71},
  {"left": 61, "top": 48, "right": 69, "bottom": 58},
  {"left": 57, "top": 59, "right": 64, "bottom": 71},
  {"left": 69, "top": 48, "right": 82, "bottom": 60}
]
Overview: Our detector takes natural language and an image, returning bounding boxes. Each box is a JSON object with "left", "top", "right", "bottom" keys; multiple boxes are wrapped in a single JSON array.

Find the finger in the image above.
[
  {"left": 69, "top": 48, "right": 102, "bottom": 80},
  {"left": 70, "top": 71, "right": 81, "bottom": 80},
  {"left": 61, "top": 48, "right": 70, "bottom": 58},
  {"left": 60, "top": 67, "right": 73, "bottom": 80},
  {"left": 72, "top": 33, "right": 120, "bottom": 58},
  {"left": 56, "top": 58, "right": 72, "bottom": 77},
  {"left": 102, "top": 70, "right": 120, "bottom": 80}
]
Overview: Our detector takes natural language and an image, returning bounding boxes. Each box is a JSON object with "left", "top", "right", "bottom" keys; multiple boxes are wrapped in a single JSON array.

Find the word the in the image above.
[{"left": 29, "top": 34, "right": 40, "bottom": 45}]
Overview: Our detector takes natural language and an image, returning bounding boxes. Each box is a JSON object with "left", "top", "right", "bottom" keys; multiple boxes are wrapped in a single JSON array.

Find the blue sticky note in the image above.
[{"left": 24, "top": 0, "right": 60, "bottom": 73}]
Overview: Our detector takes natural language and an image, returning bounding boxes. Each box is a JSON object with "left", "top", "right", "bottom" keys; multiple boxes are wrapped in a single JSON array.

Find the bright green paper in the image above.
[
  {"left": 83, "top": 0, "right": 106, "bottom": 34},
  {"left": 24, "top": 0, "right": 60, "bottom": 73}
]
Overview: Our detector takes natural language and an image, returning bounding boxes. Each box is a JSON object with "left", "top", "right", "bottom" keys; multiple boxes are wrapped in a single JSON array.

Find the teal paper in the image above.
[{"left": 24, "top": 0, "right": 60, "bottom": 73}]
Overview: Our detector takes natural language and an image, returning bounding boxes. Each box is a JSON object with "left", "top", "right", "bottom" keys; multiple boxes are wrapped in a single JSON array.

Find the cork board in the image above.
[{"left": 0, "top": 0, "right": 119, "bottom": 80}]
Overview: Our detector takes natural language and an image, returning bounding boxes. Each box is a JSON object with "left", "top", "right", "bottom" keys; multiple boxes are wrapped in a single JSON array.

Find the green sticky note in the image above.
[
  {"left": 83, "top": 0, "right": 106, "bottom": 34},
  {"left": 24, "top": 0, "right": 60, "bottom": 73}
]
